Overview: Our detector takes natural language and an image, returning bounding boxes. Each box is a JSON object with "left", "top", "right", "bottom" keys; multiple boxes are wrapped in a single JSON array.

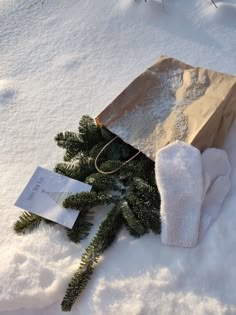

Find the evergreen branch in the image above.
[
  {"left": 106, "top": 141, "right": 131, "bottom": 161},
  {"left": 99, "top": 160, "right": 122, "bottom": 173},
  {"left": 78, "top": 115, "right": 101, "bottom": 148},
  {"left": 90, "top": 137, "right": 133, "bottom": 163},
  {"left": 89, "top": 141, "right": 128, "bottom": 167},
  {"left": 120, "top": 160, "right": 147, "bottom": 181},
  {"left": 133, "top": 177, "right": 160, "bottom": 206},
  {"left": 127, "top": 180, "right": 161, "bottom": 234},
  {"left": 55, "top": 131, "right": 81, "bottom": 149},
  {"left": 89, "top": 142, "right": 107, "bottom": 159},
  {"left": 100, "top": 125, "right": 115, "bottom": 141},
  {"left": 127, "top": 194, "right": 161, "bottom": 234},
  {"left": 67, "top": 209, "right": 94, "bottom": 243},
  {"left": 14, "top": 211, "right": 42, "bottom": 234},
  {"left": 131, "top": 155, "right": 156, "bottom": 184},
  {"left": 85, "top": 173, "right": 123, "bottom": 191},
  {"left": 55, "top": 116, "right": 102, "bottom": 158},
  {"left": 55, "top": 132, "right": 87, "bottom": 160},
  {"left": 63, "top": 191, "right": 113, "bottom": 210},
  {"left": 63, "top": 149, "right": 77, "bottom": 162},
  {"left": 147, "top": 210, "right": 161, "bottom": 235},
  {"left": 101, "top": 126, "right": 137, "bottom": 161},
  {"left": 61, "top": 204, "right": 123, "bottom": 311},
  {"left": 120, "top": 200, "right": 146, "bottom": 237},
  {"left": 118, "top": 140, "right": 137, "bottom": 160},
  {"left": 14, "top": 114, "right": 162, "bottom": 311},
  {"left": 54, "top": 154, "right": 95, "bottom": 181}
]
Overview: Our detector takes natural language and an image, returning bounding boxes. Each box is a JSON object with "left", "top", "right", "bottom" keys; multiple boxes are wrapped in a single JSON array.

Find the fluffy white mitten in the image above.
[
  {"left": 199, "top": 148, "right": 231, "bottom": 239},
  {"left": 155, "top": 141, "right": 203, "bottom": 247}
]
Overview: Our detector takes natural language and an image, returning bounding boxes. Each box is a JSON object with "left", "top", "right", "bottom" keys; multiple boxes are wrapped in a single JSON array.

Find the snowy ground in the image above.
[{"left": 0, "top": 0, "right": 236, "bottom": 314}]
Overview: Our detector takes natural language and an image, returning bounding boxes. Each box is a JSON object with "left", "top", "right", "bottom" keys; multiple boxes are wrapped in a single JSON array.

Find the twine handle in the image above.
[{"left": 95, "top": 136, "right": 141, "bottom": 175}]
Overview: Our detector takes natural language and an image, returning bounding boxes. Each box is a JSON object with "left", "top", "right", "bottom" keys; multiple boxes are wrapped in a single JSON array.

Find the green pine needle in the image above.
[
  {"left": 120, "top": 200, "right": 146, "bottom": 237},
  {"left": 54, "top": 154, "right": 95, "bottom": 181},
  {"left": 100, "top": 125, "right": 116, "bottom": 141},
  {"left": 85, "top": 173, "right": 122, "bottom": 192},
  {"left": 133, "top": 177, "right": 160, "bottom": 206},
  {"left": 63, "top": 191, "right": 113, "bottom": 211},
  {"left": 127, "top": 194, "right": 160, "bottom": 234},
  {"left": 61, "top": 205, "right": 123, "bottom": 311},
  {"left": 67, "top": 209, "right": 94, "bottom": 243},
  {"left": 78, "top": 115, "right": 101, "bottom": 148},
  {"left": 147, "top": 210, "right": 161, "bottom": 235},
  {"left": 99, "top": 160, "right": 123, "bottom": 173},
  {"left": 89, "top": 142, "right": 107, "bottom": 159},
  {"left": 55, "top": 131, "right": 82, "bottom": 150},
  {"left": 14, "top": 212, "right": 42, "bottom": 234}
]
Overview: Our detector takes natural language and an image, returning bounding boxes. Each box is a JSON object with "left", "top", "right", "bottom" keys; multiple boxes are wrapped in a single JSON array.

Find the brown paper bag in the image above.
[{"left": 96, "top": 56, "right": 236, "bottom": 161}]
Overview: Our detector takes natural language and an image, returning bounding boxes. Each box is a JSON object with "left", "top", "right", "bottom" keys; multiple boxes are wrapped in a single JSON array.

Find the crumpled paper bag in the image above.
[{"left": 96, "top": 56, "right": 236, "bottom": 160}]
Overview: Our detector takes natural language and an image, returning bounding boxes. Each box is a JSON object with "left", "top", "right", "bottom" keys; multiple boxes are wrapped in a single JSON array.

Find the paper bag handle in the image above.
[{"left": 95, "top": 136, "right": 141, "bottom": 174}]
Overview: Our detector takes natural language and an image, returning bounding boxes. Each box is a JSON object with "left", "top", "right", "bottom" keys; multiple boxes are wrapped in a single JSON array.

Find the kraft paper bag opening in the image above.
[{"left": 96, "top": 56, "right": 236, "bottom": 161}]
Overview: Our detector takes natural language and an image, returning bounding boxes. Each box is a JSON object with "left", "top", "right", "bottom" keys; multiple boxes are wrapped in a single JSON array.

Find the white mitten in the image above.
[
  {"left": 155, "top": 141, "right": 203, "bottom": 248},
  {"left": 199, "top": 148, "right": 231, "bottom": 240}
]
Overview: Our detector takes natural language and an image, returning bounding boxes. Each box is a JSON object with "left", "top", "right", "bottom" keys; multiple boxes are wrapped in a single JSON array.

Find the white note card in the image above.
[{"left": 15, "top": 166, "right": 92, "bottom": 229}]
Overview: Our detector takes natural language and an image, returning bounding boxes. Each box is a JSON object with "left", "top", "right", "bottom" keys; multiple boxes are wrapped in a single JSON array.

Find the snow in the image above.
[{"left": 0, "top": 0, "right": 236, "bottom": 314}]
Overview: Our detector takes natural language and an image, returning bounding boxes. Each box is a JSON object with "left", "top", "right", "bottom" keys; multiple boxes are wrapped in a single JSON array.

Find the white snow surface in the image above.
[{"left": 0, "top": 0, "right": 236, "bottom": 314}]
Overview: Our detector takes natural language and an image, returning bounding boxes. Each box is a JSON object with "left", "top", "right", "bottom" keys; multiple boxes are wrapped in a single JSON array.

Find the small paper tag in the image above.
[{"left": 15, "top": 167, "right": 92, "bottom": 229}]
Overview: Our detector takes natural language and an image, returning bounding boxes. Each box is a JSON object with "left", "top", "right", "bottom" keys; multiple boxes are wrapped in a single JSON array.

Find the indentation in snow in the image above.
[
  {"left": 0, "top": 80, "right": 16, "bottom": 106},
  {"left": 204, "top": 2, "right": 236, "bottom": 27},
  {"left": 53, "top": 54, "right": 85, "bottom": 71},
  {"left": 0, "top": 247, "right": 56, "bottom": 311}
]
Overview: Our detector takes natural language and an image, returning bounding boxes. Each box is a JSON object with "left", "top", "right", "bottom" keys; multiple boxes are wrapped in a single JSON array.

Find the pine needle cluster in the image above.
[{"left": 14, "top": 115, "right": 161, "bottom": 311}]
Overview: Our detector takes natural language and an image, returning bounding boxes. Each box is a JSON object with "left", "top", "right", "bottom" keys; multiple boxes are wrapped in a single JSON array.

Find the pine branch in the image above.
[
  {"left": 63, "top": 191, "right": 113, "bottom": 210},
  {"left": 63, "top": 149, "right": 77, "bottom": 162},
  {"left": 55, "top": 116, "right": 103, "bottom": 160},
  {"left": 127, "top": 194, "right": 161, "bottom": 234},
  {"left": 100, "top": 125, "right": 115, "bottom": 141},
  {"left": 85, "top": 173, "right": 123, "bottom": 191},
  {"left": 14, "top": 212, "right": 42, "bottom": 234},
  {"left": 106, "top": 141, "right": 133, "bottom": 161},
  {"left": 130, "top": 179, "right": 161, "bottom": 234},
  {"left": 55, "top": 132, "right": 88, "bottom": 161},
  {"left": 101, "top": 126, "right": 137, "bottom": 161},
  {"left": 90, "top": 138, "right": 134, "bottom": 163},
  {"left": 140, "top": 157, "right": 156, "bottom": 185},
  {"left": 54, "top": 154, "right": 95, "bottom": 181},
  {"left": 99, "top": 160, "right": 122, "bottom": 173},
  {"left": 14, "top": 114, "right": 162, "bottom": 311},
  {"left": 89, "top": 142, "right": 107, "bottom": 159},
  {"left": 55, "top": 131, "right": 82, "bottom": 150},
  {"left": 120, "top": 200, "right": 146, "bottom": 237},
  {"left": 120, "top": 159, "right": 147, "bottom": 181},
  {"left": 61, "top": 204, "right": 123, "bottom": 311},
  {"left": 118, "top": 140, "right": 137, "bottom": 160},
  {"left": 147, "top": 210, "right": 161, "bottom": 235},
  {"left": 78, "top": 115, "right": 101, "bottom": 149},
  {"left": 67, "top": 209, "right": 94, "bottom": 243},
  {"left": 133, "top": 177, "right": 160, "bottom": 206}
]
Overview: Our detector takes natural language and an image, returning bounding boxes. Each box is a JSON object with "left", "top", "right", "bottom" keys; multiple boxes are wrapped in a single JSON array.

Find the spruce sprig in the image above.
[
  {"left": 66, "top": 208, "right": 94, "bottom": 243},
  {"left": 54, "top": 154, "right": 95, "bottom": 181},
  {"left": 61, "top": 204, "right": 123, "bottom": 311},
  {"left": 14, "top": 115, "right": 161, "bottom": 312},
  {"left": 63, "top": 191, "right": 113, "bottom": 210},
  {"left": 120, "top": 200, "right": 146, "bottom": 237},
  {"left": 14, "top": 212, "right": 42, "bottom": 234}
]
